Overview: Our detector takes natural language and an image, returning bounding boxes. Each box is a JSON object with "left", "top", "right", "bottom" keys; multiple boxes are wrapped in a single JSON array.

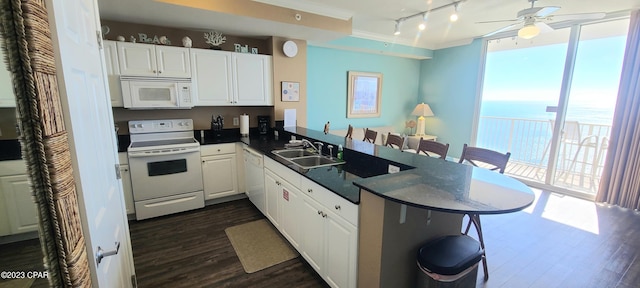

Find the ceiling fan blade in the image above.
[
  {"left": 476, "top": 19, "right": 520, "bottom": 24},
  {"left": 546, "top": 12, "right": 606, "bottom": 22},
  {"left": 533, "top": 6, "right": 560, "bottom": 17},
  {"left": 483, "top": 23, "right": 522, "bottom": 38},
  {"left": 534, "top": 22, "right": 554, "bottom": 33}
]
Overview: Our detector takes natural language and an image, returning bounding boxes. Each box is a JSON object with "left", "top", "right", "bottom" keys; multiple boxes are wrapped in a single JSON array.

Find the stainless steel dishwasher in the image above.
[{"left": 243, "top": 146, "right": 265, "bottom": 215}]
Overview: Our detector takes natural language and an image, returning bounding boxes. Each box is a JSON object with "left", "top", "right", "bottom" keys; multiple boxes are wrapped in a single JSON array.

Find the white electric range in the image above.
[{"left": 127, "top": 119, "right": 204, "bottom": 220}]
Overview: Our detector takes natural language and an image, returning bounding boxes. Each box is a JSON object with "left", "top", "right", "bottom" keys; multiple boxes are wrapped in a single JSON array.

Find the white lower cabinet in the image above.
[
  {"left": 263, "top": 157, "right": 358, "bottom": 288},
  {"left": 0, "top": 159, "right": 38, "bottom": 236},
  {"left": 201, "top": 144, "right": 239, "bottom": 200}
]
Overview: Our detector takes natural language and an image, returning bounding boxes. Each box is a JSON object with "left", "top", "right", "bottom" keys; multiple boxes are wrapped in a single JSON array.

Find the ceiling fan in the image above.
[{"left": 480, "top": 0, "right": 606, "bottom": 39}]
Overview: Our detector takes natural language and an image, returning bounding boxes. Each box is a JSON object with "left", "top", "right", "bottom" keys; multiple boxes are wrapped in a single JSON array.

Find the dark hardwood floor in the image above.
[
  {"left": 0, "top": 238, "right": 49, "bottom": 288},
  {"left": 2, "top": 189, "right": 638, "bottom": 288},
  {"left": 128, "top": 198, "right": 328, "bottom": 288}
]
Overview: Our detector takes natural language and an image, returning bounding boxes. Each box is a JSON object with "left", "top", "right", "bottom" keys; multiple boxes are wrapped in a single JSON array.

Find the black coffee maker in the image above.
[{"left": 257, "top": 116, "right": 270, "bottom": 134}]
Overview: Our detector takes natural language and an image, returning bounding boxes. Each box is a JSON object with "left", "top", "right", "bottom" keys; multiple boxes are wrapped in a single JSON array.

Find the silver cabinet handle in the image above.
[
  {"left": 96, "top": 241, "right": 120, "bottom": 267},
  {"left": 335, "top": 205, "right": 341, "bottom": 210},
  {"left": 322, "top": 212, "right": 327, "bottom": 218},
  {"left": 317, "top": 210, "right": 322, "bottom": 215},
  {"left": 307, "top": 188, "right": 313, "bottom": 193},
  {"left": 152, "top": 70, "right": 156, "bottom": 73}
]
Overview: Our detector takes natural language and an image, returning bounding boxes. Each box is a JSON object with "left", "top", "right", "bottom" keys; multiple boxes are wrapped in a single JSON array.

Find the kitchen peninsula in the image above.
[{"left": 240, "top": 126, "right": 535, "bottom": 288}]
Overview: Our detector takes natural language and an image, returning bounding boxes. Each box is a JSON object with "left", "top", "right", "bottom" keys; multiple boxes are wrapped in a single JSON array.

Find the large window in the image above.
[{"left": 476, "top": 18, "right": 629, "bottom": 198}]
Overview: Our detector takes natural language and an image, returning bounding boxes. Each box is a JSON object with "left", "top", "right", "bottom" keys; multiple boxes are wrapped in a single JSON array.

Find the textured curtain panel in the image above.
[
  {"left": 596, "top": 10, "right": 640, "bottom": 211},
  {"left": 0, "top": 0, "right": 91, "bottom": 287}
]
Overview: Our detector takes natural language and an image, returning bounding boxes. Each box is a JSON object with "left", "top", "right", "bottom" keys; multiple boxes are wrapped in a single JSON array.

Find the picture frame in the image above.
[
  {"left": 347, "top": 71, "right": 382, "bottom": 118},
  {"left": 281, "top": 81, "right": 300, "bottom": 102}
]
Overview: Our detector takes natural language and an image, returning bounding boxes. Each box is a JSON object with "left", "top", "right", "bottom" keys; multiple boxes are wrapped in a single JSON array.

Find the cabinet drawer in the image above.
[
  {"left": 301, "top": 177, "right": 358, "bottom": 226},
  {"left": 264, "top": 157, "right": 300, "bottom": 189},
  {"left": 201, "top": 143, "right": 235, "bottom": 156}
]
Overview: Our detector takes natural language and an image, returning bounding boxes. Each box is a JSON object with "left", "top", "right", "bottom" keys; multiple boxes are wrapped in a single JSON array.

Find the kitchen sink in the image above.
[
  {"left": 272, "top": 149, "right": 317, "bottom": 158},
  {"left": 272, "top": 149, "right": 345, "bottom": 169},
  {"left": 289, "top": 155, "right": 343, "bottom": 169}
]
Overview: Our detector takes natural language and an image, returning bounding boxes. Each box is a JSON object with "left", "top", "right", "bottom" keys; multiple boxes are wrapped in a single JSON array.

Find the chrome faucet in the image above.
[
  {"left": 301, "top": 139, "right": 320, "bottom": 154},
  {"left": 314, "top": 142, "right": 324, "bottom": 155}
]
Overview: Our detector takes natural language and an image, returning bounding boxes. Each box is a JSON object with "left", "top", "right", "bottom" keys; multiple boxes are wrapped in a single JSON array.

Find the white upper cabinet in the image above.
[
  {"left": 232, "top": 53, "right": 273, "bottom": 106},
  {"left": 117, "top": 42, "right": 190, "bottom": 78},
  {"left": 192, "top": 49, "right": 273, "bottom": 106},
  {"left": 103, "top": 40, "right": 124, "bottom": 107},
  {"left": 191, "top": 49, "right": 233, "bottom": 106}
]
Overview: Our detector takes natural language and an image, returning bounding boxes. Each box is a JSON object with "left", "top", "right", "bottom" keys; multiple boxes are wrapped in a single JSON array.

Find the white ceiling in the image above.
[{"left": 98, "top": 0, "right": 640, "bottom": 50}]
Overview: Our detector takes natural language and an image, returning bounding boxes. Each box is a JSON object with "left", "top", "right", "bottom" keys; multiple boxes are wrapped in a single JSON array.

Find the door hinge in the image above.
[
  {"left": 131, "top": 274, "right": 138, "bottom": 288},
  {"left": 115, "top": 164, "right": 122, "bottom": 180},
  {"left": 96, "top": 30, "right": 103, "bottom": 49}
]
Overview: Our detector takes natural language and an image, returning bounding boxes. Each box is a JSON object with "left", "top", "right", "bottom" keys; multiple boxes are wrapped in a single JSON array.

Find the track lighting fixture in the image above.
[
  {"left": 394, "top": 20, "right": 402, "bottom": 35},
  {"left": 392, "top": 0, "right": 465, "bottom": 35}
]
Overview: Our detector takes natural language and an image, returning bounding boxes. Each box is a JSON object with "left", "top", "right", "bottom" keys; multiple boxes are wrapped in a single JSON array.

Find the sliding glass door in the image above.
[{"left": 476, "top": 18, "right": 629, "bottom": 198}]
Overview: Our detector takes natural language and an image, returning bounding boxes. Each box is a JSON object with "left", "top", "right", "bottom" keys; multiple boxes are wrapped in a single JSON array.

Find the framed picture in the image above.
[
  {"left": 281, "top": 81, "right": 300, "bottom": 102},
  {"left": 347, "top": 71, "right": 382, "bottom": 118}
]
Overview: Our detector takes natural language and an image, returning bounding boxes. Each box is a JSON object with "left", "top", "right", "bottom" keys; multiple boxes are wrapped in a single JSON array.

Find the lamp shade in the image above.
[{"left": 412, "top": 103, "right": 434, "bottom": 117}]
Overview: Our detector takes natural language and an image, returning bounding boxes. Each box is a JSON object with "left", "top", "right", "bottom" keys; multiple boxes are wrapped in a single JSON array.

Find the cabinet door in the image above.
[
  {"left": 264, "top": 169, "right": 280, "bottom": 229},
  {"left": 191, "top": 49, "right": 233, "bottom": 106},
  {"left": 104, "top": 40, "right": 124, "bottom": 107},
  {"left": 0, "top": 174, "right": 37, "bottom": 234},
  {"left": 117, "top": 42, "right": 157, "bottom": 77},
  {"left": 232, "top": 53, "right": 273, "bottom": 105},
  {"left": 299, "top": 195, "right": 325, "bottom": 273},
  {"left": 119, "top": 164, "right": 134, "bottom": 215},
  {"left": 156, "top": 45, "right": 191, "bottom": 78},
  {"left": 325, "top": 211, "right": 358, "bottom": 288},
  {"left": 202, "top": 154, "right": 238, "bottom": 200},
  {"left": 279, "top": 179, "right": 301, "bottom": 249}
]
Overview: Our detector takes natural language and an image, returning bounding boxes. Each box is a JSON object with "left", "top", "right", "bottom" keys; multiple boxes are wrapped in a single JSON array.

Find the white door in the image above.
[{"left": 46, "top": 0, "right": 135, "bottom": 287}]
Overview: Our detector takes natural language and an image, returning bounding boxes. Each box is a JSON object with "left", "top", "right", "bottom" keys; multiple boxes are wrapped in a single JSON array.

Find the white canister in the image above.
[{"left": 240, "top": 114, "right": 249, "bottom": 136}]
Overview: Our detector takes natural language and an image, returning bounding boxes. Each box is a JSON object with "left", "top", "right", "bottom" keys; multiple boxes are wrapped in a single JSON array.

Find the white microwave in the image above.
[{"left": 121, "top": 77, "right": 193, "bottom": 109}]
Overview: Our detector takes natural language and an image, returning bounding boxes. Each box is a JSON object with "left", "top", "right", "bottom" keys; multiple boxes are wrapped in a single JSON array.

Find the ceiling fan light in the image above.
[{"left": 518, "top": 24, "right": 540, "bottom": 39}]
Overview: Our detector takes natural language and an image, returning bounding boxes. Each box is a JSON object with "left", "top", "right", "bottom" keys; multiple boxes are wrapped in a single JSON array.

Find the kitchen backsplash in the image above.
[{"left": 112, "top": 106, "right": 273, "bottom": 134}]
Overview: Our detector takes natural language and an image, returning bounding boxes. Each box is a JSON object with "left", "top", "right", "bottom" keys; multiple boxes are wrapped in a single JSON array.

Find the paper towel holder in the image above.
[{"left": 240, "top": 114, "right": 250, "bottom": 136}]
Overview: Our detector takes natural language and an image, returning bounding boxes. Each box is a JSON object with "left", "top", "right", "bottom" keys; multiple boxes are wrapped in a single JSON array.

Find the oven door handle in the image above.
[{"left": 128, "top": 147, "right": 200, "bottom": 158}]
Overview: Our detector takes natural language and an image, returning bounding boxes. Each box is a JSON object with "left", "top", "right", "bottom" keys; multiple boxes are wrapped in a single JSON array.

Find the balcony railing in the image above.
[{"left": 477, "top": 116, "right": 611, "bottom": 194}]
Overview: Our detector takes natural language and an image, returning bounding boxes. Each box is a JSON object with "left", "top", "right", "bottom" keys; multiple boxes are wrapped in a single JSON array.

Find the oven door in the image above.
[{"left": 128, "top": 146, "right": 203, "bottom": 201}]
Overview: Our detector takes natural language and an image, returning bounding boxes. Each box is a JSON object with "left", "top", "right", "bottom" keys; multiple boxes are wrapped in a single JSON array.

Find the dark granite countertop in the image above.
[
  {"left": 281, "top": 127, "right": 535, "bottom": 214},
  {"left": 239, "top": 132, "right": 377, "bottom": 204}
]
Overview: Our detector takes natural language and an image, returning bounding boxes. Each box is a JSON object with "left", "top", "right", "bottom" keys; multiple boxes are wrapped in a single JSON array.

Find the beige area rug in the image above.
[
  {"left": 0, "top": 278, "right": 35, "bottom": 288},
  {"left": 225, "top": 219, "right": 299, "bottom": 273}
]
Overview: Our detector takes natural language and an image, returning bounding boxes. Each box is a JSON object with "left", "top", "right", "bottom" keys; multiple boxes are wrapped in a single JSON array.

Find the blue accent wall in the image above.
[
  {"left": 307, "top": 45, "right": 421, "bottom": 133},
  {"left": 420, "top": 39, "right": 484, "bottom": 157}
]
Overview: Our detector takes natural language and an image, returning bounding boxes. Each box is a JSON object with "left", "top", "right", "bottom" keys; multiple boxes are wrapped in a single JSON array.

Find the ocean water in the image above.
[
  {"left": 477, "top": 100, "right": 614, "bottom": 165},
  {"left": 479, "top": 100, "right": 615, "bottom": 125}
]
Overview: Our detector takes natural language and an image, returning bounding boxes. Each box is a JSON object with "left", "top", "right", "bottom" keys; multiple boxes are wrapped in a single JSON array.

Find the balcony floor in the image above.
[{"left": 506, "top": 161, "right": 600, "bottom": 194}]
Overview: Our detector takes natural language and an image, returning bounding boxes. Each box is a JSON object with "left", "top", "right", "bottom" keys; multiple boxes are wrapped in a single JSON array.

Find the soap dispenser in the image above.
[{"left": 337, "top": 144, "right": 344, "bottom": 161}]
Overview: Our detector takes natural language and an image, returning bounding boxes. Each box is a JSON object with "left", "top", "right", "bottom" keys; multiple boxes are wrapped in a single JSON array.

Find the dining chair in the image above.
[
  {"left": 345, "top": 124, "right": 353, "bottom": 139},
  {"left": 416, "top": 138, "right": 449, "bottom": 159},
  {"left": 458, "top": 144, "right": 511, "bottom": 281},
  {"left": 363, "top": 128, "right": 377, "bottom": 143},
  {"left": 384, "top": 133, "right": 404, "bottom": 149}
]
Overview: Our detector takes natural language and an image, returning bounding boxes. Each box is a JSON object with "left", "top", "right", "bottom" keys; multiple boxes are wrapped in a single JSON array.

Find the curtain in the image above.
[{"left": 596, "top": 10, "right": 640, "bottom": 211}]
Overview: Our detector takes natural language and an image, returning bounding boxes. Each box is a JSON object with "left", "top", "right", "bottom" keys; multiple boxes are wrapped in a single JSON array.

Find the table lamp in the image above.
[{"left": 411, "top": 103, "right": 434, "bottom": 136}]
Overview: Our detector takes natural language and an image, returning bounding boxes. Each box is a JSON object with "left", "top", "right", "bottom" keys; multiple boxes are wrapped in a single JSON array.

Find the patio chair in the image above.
[{"left": 458, "top": 144, "right": 511, "bottom": 280}]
